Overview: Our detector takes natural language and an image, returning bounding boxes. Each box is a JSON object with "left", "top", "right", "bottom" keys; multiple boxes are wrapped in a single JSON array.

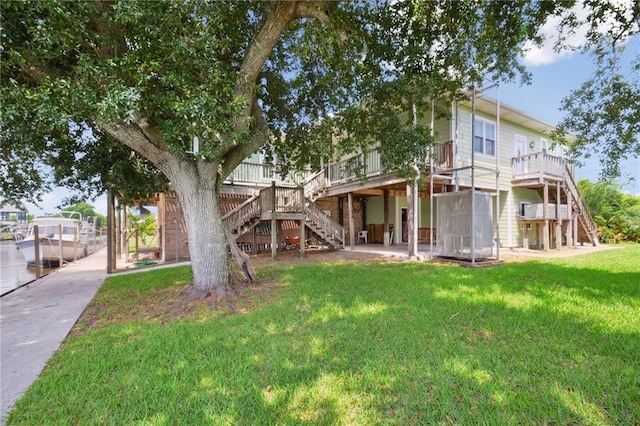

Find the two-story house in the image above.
[{"left": 110, "top": 96, "right": 598, "bottom": 267}]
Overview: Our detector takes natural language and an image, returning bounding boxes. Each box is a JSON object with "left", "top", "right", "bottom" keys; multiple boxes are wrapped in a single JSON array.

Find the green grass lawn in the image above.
[{"left": 7, "top": 245, "right": 640, "bottom": 425}]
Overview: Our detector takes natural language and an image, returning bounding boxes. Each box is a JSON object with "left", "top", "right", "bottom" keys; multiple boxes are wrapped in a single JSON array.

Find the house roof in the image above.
[
  {"left": 0, "top": 201, "right": 27, "bottom": 214},
  {"left": 470, "top": 96, "right": 576, "bottom": 142}
]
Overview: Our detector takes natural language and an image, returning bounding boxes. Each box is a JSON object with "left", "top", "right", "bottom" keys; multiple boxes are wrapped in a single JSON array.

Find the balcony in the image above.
[
  {"left": 512, "top": 152, "right": 568, "bottom": 184},
  {"left": 225, "top": 141, "right": 454, "bottom": 192},
  {"left": 225, "top": 163, "right": 312, "bottom": 187},
  {"left": 327, "top": 141, "right": 454, "bottom": 186}
]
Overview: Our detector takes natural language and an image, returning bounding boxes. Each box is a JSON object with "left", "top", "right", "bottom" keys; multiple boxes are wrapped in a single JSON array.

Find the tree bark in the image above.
[
  {"left": 104, "top": 121, "right": 232, "bottom": 298},
  {"left": 174, "top": 178, "right": 231, "bottom": 299}
]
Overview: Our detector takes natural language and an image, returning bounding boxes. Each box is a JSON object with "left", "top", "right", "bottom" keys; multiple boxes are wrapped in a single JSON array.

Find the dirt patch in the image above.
[
  {"left": 249, "top": 248, "right": 395, "bottom": 268},
  {"left": 71, "top": 249, "right": 391, "bottom": 336}
]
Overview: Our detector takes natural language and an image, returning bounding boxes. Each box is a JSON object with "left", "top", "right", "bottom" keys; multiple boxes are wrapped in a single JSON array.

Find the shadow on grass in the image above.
[{"left": 7, "top": 248, "right": 640, "bottom": 425}]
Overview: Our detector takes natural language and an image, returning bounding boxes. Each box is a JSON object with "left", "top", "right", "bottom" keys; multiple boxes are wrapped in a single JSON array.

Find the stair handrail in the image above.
[
  {"left": 221, "top": 194, "right": 261, "bottom": 234},
  {"left": 303, "top": 168, "right": 328, "bottom": 199},
  {"left": 259, "top": 185, "right": 308, "bottom": 214},
  {"left": 563, "top": 162, "right": 599, "bottom": 243},
  {"left": 221, "top": 184, "right": 345, "bottom": 248},
  {"left": 305, "top": 201, "right": 345, "bottom": 247}
]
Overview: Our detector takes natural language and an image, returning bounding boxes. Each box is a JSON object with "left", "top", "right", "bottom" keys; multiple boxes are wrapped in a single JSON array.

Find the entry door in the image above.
[{"left": 514, "top": 134, "right": 528, "bottom": 175}]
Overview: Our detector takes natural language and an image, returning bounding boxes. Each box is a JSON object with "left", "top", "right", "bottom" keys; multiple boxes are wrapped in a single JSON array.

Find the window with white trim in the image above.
[{"left": 473, "top": 118, "right": 496, "bottom": 157}]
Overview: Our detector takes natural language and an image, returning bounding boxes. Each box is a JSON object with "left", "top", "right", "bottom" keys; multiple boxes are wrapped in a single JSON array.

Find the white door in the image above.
[{"left": 514, "top": 134, "right": 528, "bottom": 176}]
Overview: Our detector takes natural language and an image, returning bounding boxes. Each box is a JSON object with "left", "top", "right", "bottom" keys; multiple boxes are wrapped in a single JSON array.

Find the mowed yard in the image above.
[{"left": 7, "top": 245, "right": 640, "bottom": 425}]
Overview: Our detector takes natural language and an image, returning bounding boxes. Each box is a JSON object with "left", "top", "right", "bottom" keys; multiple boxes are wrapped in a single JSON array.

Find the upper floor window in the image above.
[
  {"left": 473, "top": 118, "right": 496, "bottom": 157},
  {"left": 541, "top": 138, "right": 548, "bottom": 153}
]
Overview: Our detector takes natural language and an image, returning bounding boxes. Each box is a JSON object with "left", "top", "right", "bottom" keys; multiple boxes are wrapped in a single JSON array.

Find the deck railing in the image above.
[
  {"left": 224, "top": 141, "right": 454, "bottom": 192},
  {"left": 221, "top": 194, "right": 261, "bottom": 234},
  {"left": 305, "top": 201, "right": 345, "bottom": 247},
  {"left": 326, "top": 142, "right": 454, "bottom": 186},
  {"left": 431, "top": 140, "right": 454, "bottom": 170},
  {"left": 303, "top": 168, "right": 328, "bottom": 199},
  {"left": 260, "top": 186, "right": 304, "bottom": 213},
  {"left": 328, "top": 149, "right": 383, "bottom": 185},
  {"left": 512, "top": 152, "right": 566, "bottom": 181},
  {"left": 225, "top": 162, "right": 311, "bottom": 186}
]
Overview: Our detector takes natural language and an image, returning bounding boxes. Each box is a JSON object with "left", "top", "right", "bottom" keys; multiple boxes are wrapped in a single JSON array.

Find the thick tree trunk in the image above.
[{"left": 173, "top": 180, "right": 230, "bottom": 299}]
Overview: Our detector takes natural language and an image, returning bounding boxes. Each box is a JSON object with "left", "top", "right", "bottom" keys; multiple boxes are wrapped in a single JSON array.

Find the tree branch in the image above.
[
  {"left": 294, "top": 1, "right": 347, "bottom": 46},
  {"left": 101, "top": 119, "right": 172, "bottom": 172},
  {"left": 233, "top": 2, "right": 297, "bottom": 109},
  {"left": 220, "top": 98, "right": 270, "bottom": 179},
  {"left": 223, "top": 1, "right": 347, "bottom": 168}
]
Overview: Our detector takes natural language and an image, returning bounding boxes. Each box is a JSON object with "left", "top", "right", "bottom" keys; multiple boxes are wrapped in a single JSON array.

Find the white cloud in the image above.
[
  {"left": 521, "top": 5, "right": 590, "bottom": 66},
  {"left": 521, "top": 0, "right": 635, "bottom": 67}
]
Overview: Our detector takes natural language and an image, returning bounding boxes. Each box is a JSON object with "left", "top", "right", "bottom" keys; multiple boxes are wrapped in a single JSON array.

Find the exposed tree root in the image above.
[
  {"left": 225, "top": 229, "right": 257, "bottom": 283},
  {"left": 181, "top": 286, "right": 211, "bottom": 304}
]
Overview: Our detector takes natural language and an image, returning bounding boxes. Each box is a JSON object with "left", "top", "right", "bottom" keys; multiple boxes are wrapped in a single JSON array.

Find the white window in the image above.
[
  {"left": 188, "top": 136, "right": 199, "bottom": 155},
  {"left": 473, "top": 118, "right": 496, "bottom": 157},
  {"left": 541, "top": 138, "right": 548, "bottom": 153}
]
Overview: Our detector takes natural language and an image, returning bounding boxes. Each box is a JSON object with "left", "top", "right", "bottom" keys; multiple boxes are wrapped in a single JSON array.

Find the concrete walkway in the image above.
[{"left": 1, "top": 248, "right": 108, "bottom": 423}]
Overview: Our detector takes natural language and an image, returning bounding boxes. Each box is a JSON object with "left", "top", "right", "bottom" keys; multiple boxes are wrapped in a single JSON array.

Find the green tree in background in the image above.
[
  {"left": 552, "top": 2, "right": 639, "bottom": 179},
  {"left": 126, "top": 210, "right": 157, "bottom": 249},
  {"left": 578, "top": 180, "right": 640, "bottom": 243},
  {"left": 63, "top": 202, "right": 106, "bottom": 228}
]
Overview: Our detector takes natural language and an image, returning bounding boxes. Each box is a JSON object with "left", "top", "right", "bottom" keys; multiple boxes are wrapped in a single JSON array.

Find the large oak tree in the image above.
[{"left": 2, "top": 1, "right": 634, "bottom": 297}]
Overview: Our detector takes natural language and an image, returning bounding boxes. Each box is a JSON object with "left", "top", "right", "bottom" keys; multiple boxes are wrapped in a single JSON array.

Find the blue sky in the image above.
[{"left": 499, "top": 43, "right": 640, "bottom": 196}]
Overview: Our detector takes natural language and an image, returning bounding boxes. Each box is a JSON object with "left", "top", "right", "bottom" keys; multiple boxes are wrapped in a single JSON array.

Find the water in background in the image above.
[{"left": 0, "top": 240, "right": 45, "bottom": 295}]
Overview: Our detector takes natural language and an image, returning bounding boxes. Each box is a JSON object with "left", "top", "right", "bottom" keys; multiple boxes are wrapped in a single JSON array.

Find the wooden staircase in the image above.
[
  {"left": 304, "top": 201, "right": 345, "bottom": 248},
  {"left": 221, "top": 194, "right": 262, "bottom": 237},
  {"left": 512, "top": 152, "right": 599, "bottom": 247},
  {"left": 530, "top": 162, "right": 599, "bottom": 247},
  {"left": 562, "top": 163, "right": 599, "bottom": 246},
  {"left": 222, "top": 184, "right": 345, "bottom": 250}
]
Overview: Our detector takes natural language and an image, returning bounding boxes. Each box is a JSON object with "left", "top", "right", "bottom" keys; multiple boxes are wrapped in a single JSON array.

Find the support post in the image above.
[
  {"left": 555, "top": 183, "right": 562, "bottom": 249},
  {"left": 299, "top": 187, "right": 305, "bottom": 256},
  {"left": 566, "top": 190, "right": 574, "bottom": 247},
  {"left": 34, "top": 225, "right": 41, "bottom": 279},
  {"left": 59, "top": 225, "right": 64, "bottom": 266},
  {"left": 115, "top": 198, "right": 121, "bottom": 259},
  {"left": 134, "top": 229, "right": 139, "bottom": 262},
  {"left": 107, "top": 189, "right": 115, "bottom": 273},
  {"left": 407, "top": 182, "right": 416, "bottom": 258},
  {"left": 175, "top": 218, "right": 180, "bottom": 262},
  {"left": 157, "top": 193, "right": 165, "bottom": 263},
  {"left": 543, "top": 182, "right": 550, "bottom": 251},
  {"left": 271, "top": 181, "right": 277, "bottom": 260},
  {"left": 348, "top": 192, "right": 355, "bottom": 250},
  {"left": 120, "top": 205, "right": 127, "bottom": 261},
  {"left": 383, "top": 189, "right": 390, "bottom": 246},
  {"left": 252, "top": 225, "right": 257, "bottom": 254}
]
